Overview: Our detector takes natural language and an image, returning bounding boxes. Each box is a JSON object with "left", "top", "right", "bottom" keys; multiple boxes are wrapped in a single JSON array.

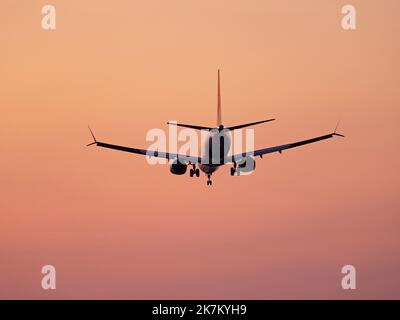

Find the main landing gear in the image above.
[
  {"left": 189, "top": 164, "right": 200, "bottom": 178},
  {"left": 230, "top": 161, "right": 239, "bottom": 176},
  {"left": 207, "top": 174, "right": 212, "bottom": 186}
]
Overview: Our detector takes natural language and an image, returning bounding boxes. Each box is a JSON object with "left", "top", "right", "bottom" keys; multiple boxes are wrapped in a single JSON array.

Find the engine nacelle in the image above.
[
  {"left": 236, "top": 156, "right": 256, "bottom": 173},
  {"left": 170, "top": 160, "right": 188, "bottom": 175}
]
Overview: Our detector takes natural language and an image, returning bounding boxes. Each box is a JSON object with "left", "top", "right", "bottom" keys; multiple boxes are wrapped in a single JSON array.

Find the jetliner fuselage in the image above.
[{"left": 199, "top": 128, "right": 232, "bottom": 174}]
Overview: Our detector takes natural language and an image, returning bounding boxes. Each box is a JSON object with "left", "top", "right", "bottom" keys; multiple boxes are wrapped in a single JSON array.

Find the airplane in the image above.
[{"left": 87, "top": 70, "right": 344, "bottom": 186}]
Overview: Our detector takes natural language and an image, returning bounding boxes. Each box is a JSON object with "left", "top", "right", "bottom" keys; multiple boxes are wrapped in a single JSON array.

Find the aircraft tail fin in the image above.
[
  {"left": 217, "top": 69, "right": 222, "bottom": 126},
  {"left": 168, "top": 70, "right": 275, "bottom": 132}
]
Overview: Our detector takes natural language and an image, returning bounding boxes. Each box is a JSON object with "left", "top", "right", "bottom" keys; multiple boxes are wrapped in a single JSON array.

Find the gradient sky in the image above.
[{"left": 1, "top": 0, "right": 399, "bottom": 299}]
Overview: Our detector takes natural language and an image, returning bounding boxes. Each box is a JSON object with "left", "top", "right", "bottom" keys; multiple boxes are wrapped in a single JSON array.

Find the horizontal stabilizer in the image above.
[
  {"left": 225, "top": 118, "right": 275, "bottom": 131},
  {"left": 167, "top": 118, "right": 275, "bottom": 131},
  {"left": 167, "top": 122, "right": 213, "bottom": 131}
]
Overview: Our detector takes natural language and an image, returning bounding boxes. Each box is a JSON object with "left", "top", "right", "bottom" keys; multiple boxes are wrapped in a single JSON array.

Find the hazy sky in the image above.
[{"left": 1, "top": 0, "right": 399, "bottom": 299}]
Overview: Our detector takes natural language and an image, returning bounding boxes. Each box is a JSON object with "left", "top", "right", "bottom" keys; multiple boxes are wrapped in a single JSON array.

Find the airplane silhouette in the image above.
[{"left": 88, "top": 70, "right": 344, "bottom": 185}]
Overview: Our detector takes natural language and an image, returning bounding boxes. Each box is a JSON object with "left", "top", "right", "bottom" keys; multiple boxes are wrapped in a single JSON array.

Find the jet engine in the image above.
[
  {"left": 236, "top": 156, "right": 256, "bottom": 173},
  {"left": 170, "top": 160, "right": 188, "bottom": 175}
]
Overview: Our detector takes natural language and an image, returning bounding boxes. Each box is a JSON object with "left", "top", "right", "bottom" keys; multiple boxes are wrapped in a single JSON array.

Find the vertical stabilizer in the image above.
[{"left": 217, "top": 69, "right": 222, "bottom": 126}]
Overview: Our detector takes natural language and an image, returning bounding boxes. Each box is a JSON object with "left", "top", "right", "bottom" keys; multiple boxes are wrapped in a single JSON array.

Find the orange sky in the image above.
[{"left": 1, "top": 0, "right": 400, "bottom": 299}]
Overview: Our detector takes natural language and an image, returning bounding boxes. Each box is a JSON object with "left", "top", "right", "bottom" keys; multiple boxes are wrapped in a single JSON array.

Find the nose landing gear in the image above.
[{"left": 207, "top": 174, "right": 212, "bottom": 186}]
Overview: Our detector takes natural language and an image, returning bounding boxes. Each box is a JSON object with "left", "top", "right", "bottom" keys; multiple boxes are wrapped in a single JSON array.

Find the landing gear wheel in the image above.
[
  {"left": 195, "top": 169, "right": 200, "bottom": 177},
  {"left": 189, "top": 169, "right": 194, "bottom": 177},
  {"left": 207, "top": 174, "right": 212, "bottom": 186},
  {"left": 230, "top": 167, "right": 236, "bottom": 176}
]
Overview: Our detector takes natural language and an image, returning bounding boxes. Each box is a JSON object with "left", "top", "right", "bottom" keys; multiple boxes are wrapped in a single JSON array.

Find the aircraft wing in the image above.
[
  {"left": 232, "top": 132, "right": 344, "bottom": 161},
  {"left": 87, "top": 127, "right": 201, "bottom": 164}
]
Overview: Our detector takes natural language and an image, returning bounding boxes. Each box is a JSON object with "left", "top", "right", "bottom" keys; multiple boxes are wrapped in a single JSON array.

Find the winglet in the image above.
[
  {"left": 333, "top": 119, "right": 345, "bottom": 137},
  {"left": 87, "top": 126, "right": 98, "bottom": 146}
]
